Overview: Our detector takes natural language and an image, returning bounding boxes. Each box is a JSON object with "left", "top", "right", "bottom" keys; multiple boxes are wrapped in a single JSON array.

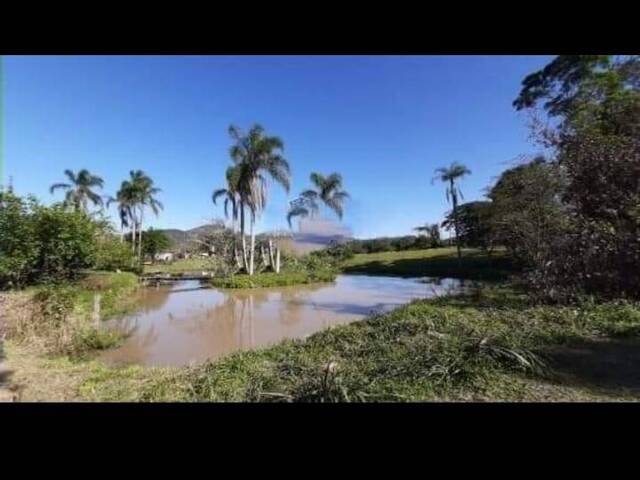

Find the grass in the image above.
[
  {"left": 209, "top": 270, "right": 337, "bottom": 289},
  {"left": 342, "top": 247, "right": 515, "bottom": 281},
  {"left": 6, "top": 284, "right": 637, "bottom": 402},
  {"left": 143, "top": 258, "right": 212, "bottom": 275}
]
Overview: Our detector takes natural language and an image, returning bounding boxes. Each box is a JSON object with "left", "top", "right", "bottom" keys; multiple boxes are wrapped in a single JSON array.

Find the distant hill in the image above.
[
  {"left": 157, "top": 225, "right": 223, "bottom": 251},
  {"left": 158, "top": 218, "right": 353, "bottom": 254}
]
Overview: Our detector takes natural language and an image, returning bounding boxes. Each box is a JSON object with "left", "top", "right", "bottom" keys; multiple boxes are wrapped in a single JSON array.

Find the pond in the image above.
[{"left": 100, "top": 274, "right": 469, "bottom": 367}]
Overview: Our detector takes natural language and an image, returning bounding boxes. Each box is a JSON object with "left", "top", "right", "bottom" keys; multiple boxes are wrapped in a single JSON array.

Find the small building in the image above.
[{"left": 155, "top": 252, "right": 174, "bottom": 263}]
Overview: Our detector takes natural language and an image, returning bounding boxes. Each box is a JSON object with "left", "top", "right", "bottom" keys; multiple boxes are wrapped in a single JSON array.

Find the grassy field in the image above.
[
  {"left": 143, "top": 258, "right": 212, "bottom": 275},
  {"left": 342, "top": 247, "right": 515, "bottom": 281},
  {"left": 5, "top": 285, "right": 640, "bottom": 402}
]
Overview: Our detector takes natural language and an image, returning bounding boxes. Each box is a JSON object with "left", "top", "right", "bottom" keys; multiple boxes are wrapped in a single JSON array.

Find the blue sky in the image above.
[{"left": 1, "top": 55, "right": 552, "bottom": 238}]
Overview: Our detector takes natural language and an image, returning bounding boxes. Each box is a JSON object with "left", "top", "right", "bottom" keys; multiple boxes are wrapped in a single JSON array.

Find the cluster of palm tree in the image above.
[
  {"left": 213, "top": 124, "right": 350, "bottom": 276},
  {"left": 50, "top": 168, "right": 162, "bottom": 262},
  {"left": 213, "top": 124, "right": 292, "bottom": 276}
]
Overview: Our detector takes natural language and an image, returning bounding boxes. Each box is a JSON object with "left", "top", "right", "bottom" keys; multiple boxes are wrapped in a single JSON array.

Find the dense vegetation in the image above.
[{"left": 0, "top": 192, "right": 138, "bottom": 288}]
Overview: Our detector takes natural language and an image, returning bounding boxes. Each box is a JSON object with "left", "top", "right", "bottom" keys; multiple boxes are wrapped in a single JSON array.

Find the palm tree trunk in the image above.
[
  {"left": 130, "top": 215, "right": 137, "bottom": 254},
  {"left": 232, "top": 216, "right": 242, "bottom": 270},
  {"left": 240, "top": 202, "right": 249, "bottom": 273},
  {"left": 249, "top": 216, "right": 255, "bottom": 276},
  {"left": 451, "top": 179, "right": 462, "bottom": 265},
  {"left": 268, "top": 238, "right": 275, "bottom": 269},
  {"left": 138, "top": 208, "right": 144, "bottom": 262}
]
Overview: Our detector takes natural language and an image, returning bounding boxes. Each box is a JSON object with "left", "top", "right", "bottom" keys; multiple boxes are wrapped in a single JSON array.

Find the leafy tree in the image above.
[
  {"left": 442, "top": 201, "right": 494, "bottom": 252},
  {"left": 414, "top": 223, "right": 442, "bottom": 248},
  {"left": 50, "top": 169, "right": 104, "bottom": 212},
  {"left": 1, "top": 192, "right": 98, "bottom": 288},
  {"left": 488, "top": 157, "right": 567, "bottom": 272},
  {"left": 141, "top": 228, "right": 172, "bottom": 262},
  {"left": 94, "top": 234, "right": 137, "bottom": 272},
  {"left": 0, "top": 192, "right": 38, "bottom": 288},
  {"left": 433, "top": 162, "right": 471, "bottom": 262},
  {"left": 515, "top": 55, "right": 640, "bottom": 298}
]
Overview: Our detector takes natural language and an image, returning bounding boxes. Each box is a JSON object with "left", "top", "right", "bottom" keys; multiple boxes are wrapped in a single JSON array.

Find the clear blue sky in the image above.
[{"left": 1, "top": 55, "right": 552, "bottom": 238}]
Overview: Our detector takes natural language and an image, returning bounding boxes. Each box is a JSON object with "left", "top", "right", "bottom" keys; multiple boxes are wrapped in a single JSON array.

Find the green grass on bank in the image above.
[
  {"left": 72, "top": 286, "right": 640, "bottom": 402},
  {"left": 342, "top": 247, "right": 515, "bottom": 281},
  {"left": 209, "top": 270, "right": 337, "bottom": 289},
  {"left": 143, "top": 258, "right": 212, "bottom": 275}
]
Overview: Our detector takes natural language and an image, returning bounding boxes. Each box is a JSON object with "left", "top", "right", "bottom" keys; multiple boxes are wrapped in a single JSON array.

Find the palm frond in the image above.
[
  {"left": 50, "top": 182, "right": 71, "bottom": 194},
  {"left": 287, "top": 205, "right": 310, "bottom": 228}
]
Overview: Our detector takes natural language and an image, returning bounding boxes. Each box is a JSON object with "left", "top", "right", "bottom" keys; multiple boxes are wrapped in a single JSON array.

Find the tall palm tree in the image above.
[
  {"left": 433, "top": 162, "right": 471, "bottom": 262},
  {"left": 226, "top": 124, "right": 291, "bottom": 275},
  {"left": 128, "top": 170, "right": 163, "bottom": 261},
  {"left": 287, "top": 172, "right": 349, "bottom": 228},
  {"left": 50, "top": 169, "right": 104, "bottom": 212}
]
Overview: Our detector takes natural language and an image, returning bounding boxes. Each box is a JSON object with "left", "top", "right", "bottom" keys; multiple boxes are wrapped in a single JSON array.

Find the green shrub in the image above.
[
  {"left": 209, "top": 270, "right": 336, "bottom": 289},
  {"left": 94, "top": 236, "right": 137, "bottom": 272},
  {"left": 0, "top": 192, "right": 97, "bottom": 288}
]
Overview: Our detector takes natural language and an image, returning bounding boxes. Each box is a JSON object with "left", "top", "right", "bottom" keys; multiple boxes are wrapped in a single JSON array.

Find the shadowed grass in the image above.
[{"left": 342, "top": 247, "right": 515, "bottom": 281}]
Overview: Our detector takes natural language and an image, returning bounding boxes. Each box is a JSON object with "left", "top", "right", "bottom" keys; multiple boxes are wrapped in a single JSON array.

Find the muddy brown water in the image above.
[{"left": 100, "top": 275, "right": 468, "bottom": 367}]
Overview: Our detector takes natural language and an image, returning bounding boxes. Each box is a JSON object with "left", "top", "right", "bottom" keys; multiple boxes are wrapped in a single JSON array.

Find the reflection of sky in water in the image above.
[{"left": 100, "top": 275, "right": 465, "bottom": 368}]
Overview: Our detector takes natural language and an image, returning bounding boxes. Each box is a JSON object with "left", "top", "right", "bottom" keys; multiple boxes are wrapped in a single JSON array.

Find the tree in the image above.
[
  {"left": 224, "top": 124, "right": 291, "bottom": 275},
  {"left": 50, "top": 169, "right": 104, "bottom": 212},
  {"left": 514, "top": 55, "right": 640, "bottom": 298},
  {"left": 287, "top": 172, "right": 349, "bottom": 228},
  {"left": 1, "top": 191, "right": 98, "bottom": 288},
  {"left": 414, "top": 223, "right": 441, "bottom": 248},
  {"left": 433, "top": 162, "right": 471, "bottom": 262},
  {"left": 106, "top": 186, "right": 134, "bottom": 243},
  {"left": 442, "top": 201, "right": 494, "bottom": 252},
  {"left": 127, "top": 170, "right": 163, "bottom": 262},
  {"left": 212, "top": 165, "right": 242, "bottom": 269},
  {"left": 488, "top": 157, "right": 567, "bottom": 269},
  {"left": 141, "top": 228, "right": 172, "bottom": 262}
]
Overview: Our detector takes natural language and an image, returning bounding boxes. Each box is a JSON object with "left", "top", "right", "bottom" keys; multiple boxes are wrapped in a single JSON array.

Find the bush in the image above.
[
  {"left": 94, "top": 236, "right": 137, "bottom": 272},
  {"left": 209, "top": 270, "right": 336, "bottom": 289},
  {"left": 0, "top": 192, "right": 97, "bottom": 288}
]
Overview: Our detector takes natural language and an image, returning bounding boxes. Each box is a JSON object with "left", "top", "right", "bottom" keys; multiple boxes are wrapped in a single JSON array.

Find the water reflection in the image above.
[{"left": 100, "top": 275, "right": 465, "bottom": 367}]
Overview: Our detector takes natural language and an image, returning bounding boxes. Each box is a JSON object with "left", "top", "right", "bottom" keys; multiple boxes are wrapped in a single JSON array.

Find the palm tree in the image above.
[
  {"left": 414, "top": 222, "right": 441, "bottom": 247},
  {"left": 128, "top": 170, "right": 163, "bottom": 262},
  {"left": 226, "top": 124, "right": 291, "bottom": 275},
  {"left": 50, "top": 169, "right": 104, "bottom": 212},
  {"left": 106, "top": 184, "right": 135, "bottom": 243},
  {"left": 213, "top": 165, "right": 242, "bottom": 268},
  {"left": 433, "top": 162, "right": 471, "bottom": 262},
  {"left": 287, "top": 172, "right": 349, "bottom": 228}
]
